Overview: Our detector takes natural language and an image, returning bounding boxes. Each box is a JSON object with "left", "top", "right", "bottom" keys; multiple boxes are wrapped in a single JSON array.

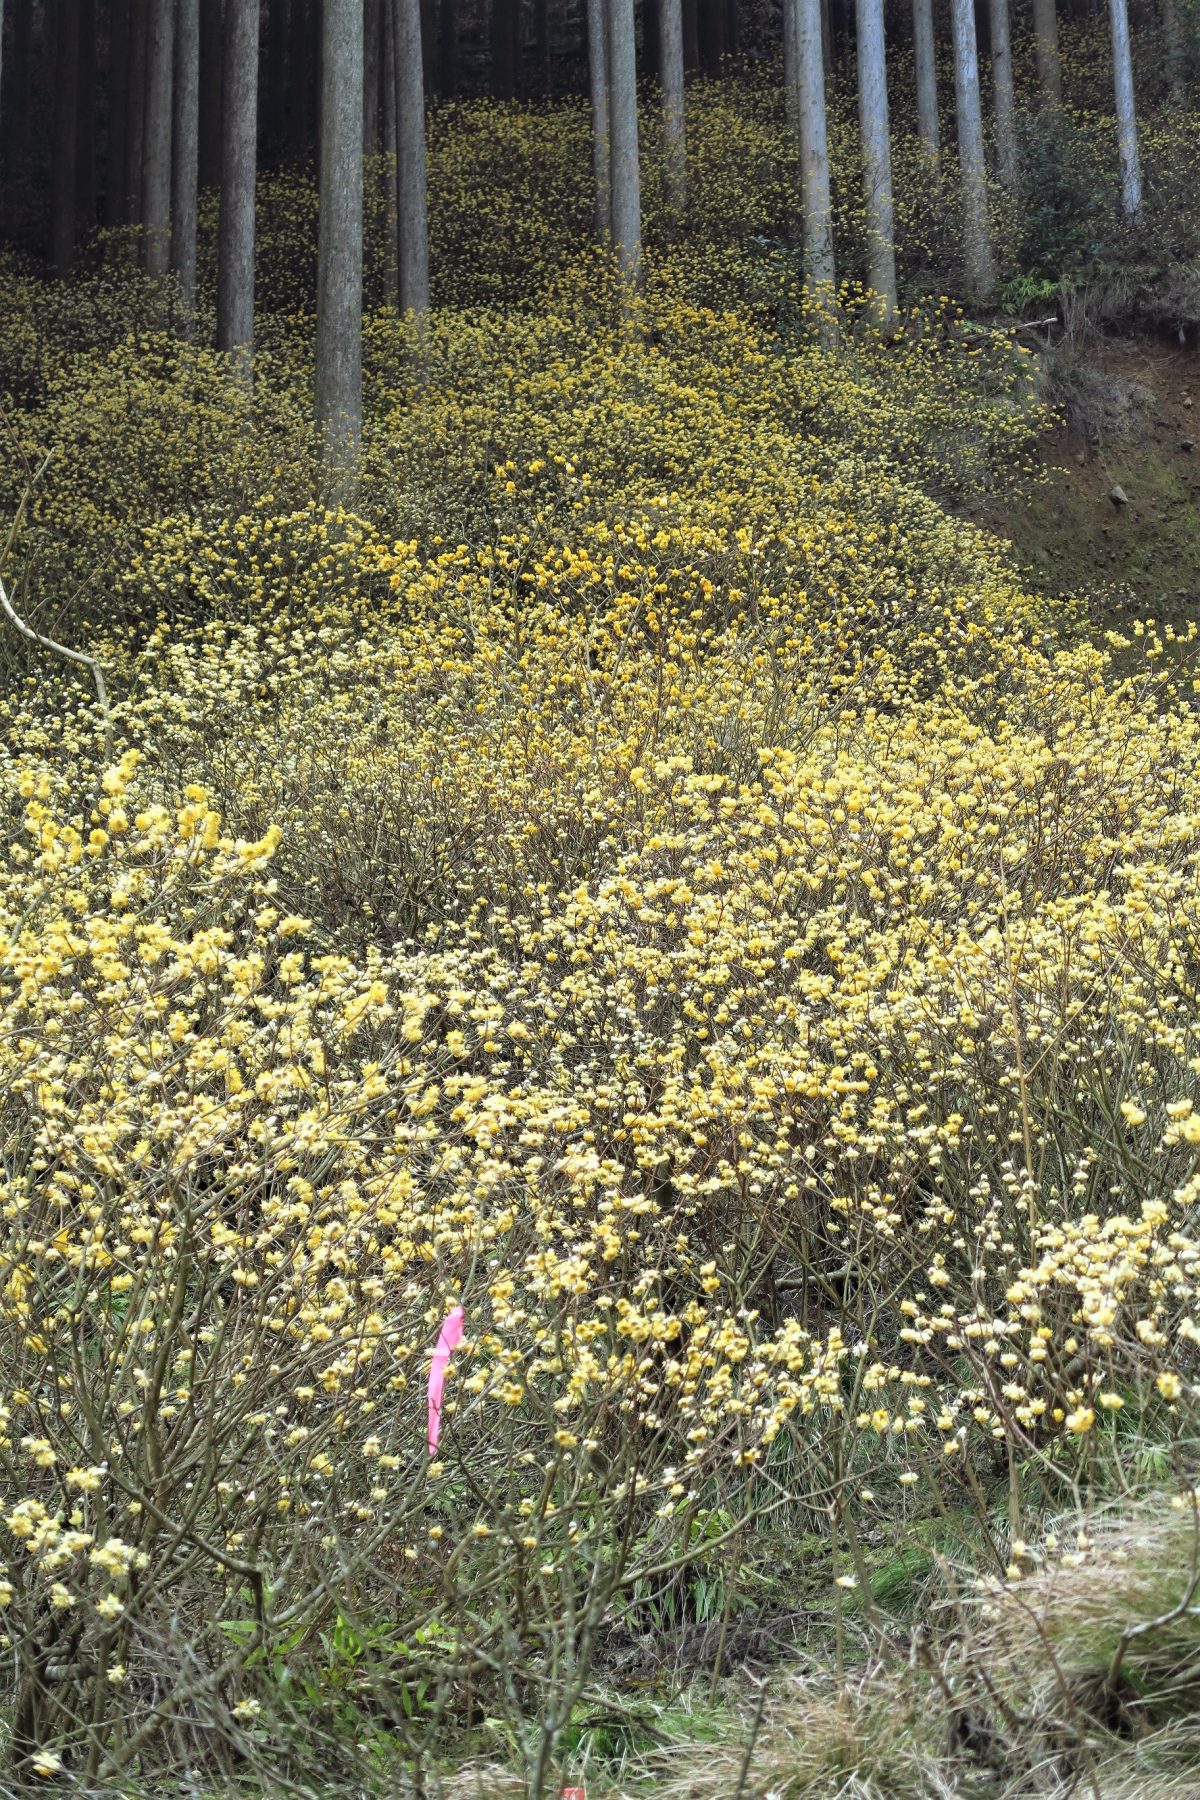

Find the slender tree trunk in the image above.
[
  {"left": 10, "top": 1, "right": 32, "bottom": 186},
  {"left": 586, "top": 0, "right": 611, "bottom": 239},
  {"left": 125, "top": 0, "right": 149, "bottom": 223},
  {"left": 217, "top": 0, "right": 259, "bottom": 361},
  {"left": 950, "top": 0, "right": 995, "bottom": 297},
  {"left": 51, "top": 0, "right": 80, "bottom": 272},
  {"left": 381, "top": 0, "right": 399, "bottom": 300},
  {"left": 1162, "top": 0, "right": 1186, "bottom": 102},
  {"left": 144, "top": 0, "right": 175, "bottom": 274},
  {"left": 660, "top": 0, "right": 686, "bottom": 221},
  {"left": 491, "top": 0, "right": 517, "bottom": 97},
  {"left": 364, "top": 0, "right": 380, "bottom": 147},
  {"left": 200, "top": 0, "right": 224, "bottom": 184},
  {"left": 394, "top": 0, "right": 430, "bottom": 318},
  {"left": 172, "top": 0, "right": 200, "bottom": 315},
  {"left": 795, "top": 0, "right": 835, "bottom": 308},
  {"left": 912, "top": 0, "right": 939, "bottom": 157},
  {"left": 989, "top": 0, "right": 1018, "bottom": 187},
  {"left": 267, "top": 0, "right": 290, "bottom": 157},
  {"left": 855, "top": 0, "right": 896, "bottom": 318},
  {"left": 420, "top": 0, "right": 436, "bottom": 93},
  {"left": 607, "top": 0, "right": 642, "bottom": 294},
  {"left": 1110, "top": 0, "right": 1142, "bottom": 214},
  {"left": 317, "top": 0, "right": 364, "bottom": 489},
  {"left": 106, "top": 0, "right": 131, "bottom": 225},
  {"left": 1032, "top": 0, "right": 1062, "bottom": 103},
  {"left": 438, "top": 0, "right": 458, "bottom": 95},
  {"left": 683, "top": 0, "right": 700, "bottom": 70},
  {"left": 76, "top": 0, "right": 97, "bottom": 238}
]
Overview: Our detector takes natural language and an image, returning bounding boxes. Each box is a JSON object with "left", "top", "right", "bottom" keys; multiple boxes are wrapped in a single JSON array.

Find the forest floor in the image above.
[{"left": 977, "top": 330, "right": 1200, "bottom": 640}]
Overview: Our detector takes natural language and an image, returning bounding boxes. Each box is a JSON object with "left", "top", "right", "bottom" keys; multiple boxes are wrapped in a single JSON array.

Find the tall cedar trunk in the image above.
[
  {"left": 682, "top": 0, "right": 700, "bottom": 69},
  {"left": 794, "top": 0, "right": 835, "bottom": 304},
  {"left": 268, "top": 0, "right": 290, "bottom": 158},
  {"left": 1110, "top": 0, "right": 1142, "bottom": 213},
  {"left": 420, "top": 0, "right": 436, "bottom": 93},
  {"left": 534, "top": 0, "right": 551, "bottom": 93},
  {"left": 172, "top": 0, "right": 201, "bottom": 314},
  {"left": 586, "top": 0, "right": 611, "bottom": 238},
  {"left": 660, "top": 0, "right": 686, "bottom": 221},
  {"left": 394, "top": 0, "right": 430, "bottom": 317},
  {"left": 316, "top": 0, "right": 364, "bottom": 488},
  {"left": 291, "top": 0, "right": 316, "bottom": 156},
  {"left": 607, "top": 0, "right": 642, "bottom": 293},
  {"left": 1162, "top": 0, "right": 1186, "bottom": 102},
  {"left": 144, "top": 0, "right": 175, "bottom": 274},
  {"left": 491, "top": 0, "right": 518, "bottom": 97},
  {"left": 125, "top": 0, "right": 148, "bottom": 222},
  {"left": 107, "top": 0, "right": 132, "bottom": 225},
  {"left": 200, "top": 0, "right": 225, "bottom": 184},
  {"left": 950, "top": 0, "right": 995, "bottom": 297},
  {"left": 51, "top": 0, "right": 80, "bottom": 271},
  {"left": 855, "top": 0, "right": 896, "bottom": 318},
  {"left": 11, "top": 1, "right": 33, "bottom": 185},
  {"left": 644, "top": 0, "right": 661, "bottom": 78},
  {"left": 438, "top": 0, "right": 458, "bottom": 96},
  {"left": 76, "top": 0, "right": 96, "bottom": 237},
  {"left": 364, "top": 0, "right": 380, "bottom": 147},
  {"left": 698, "top": 0, "right": 726, "bottom": 68},
  {"left": 989, "top": 0, "right": 1018, "bottom": 187},
  {"left": 217, "top": 0, "right": 259, "bottom": 359},
  {"left": 381, "top": 0, "right": 399, "bottom": 300},
  {"left": 912, "top": 0, "right": 939, "bottom": 156},
  {"left": 1032, "top": 0, "right": 1062, "bottom": 102}
]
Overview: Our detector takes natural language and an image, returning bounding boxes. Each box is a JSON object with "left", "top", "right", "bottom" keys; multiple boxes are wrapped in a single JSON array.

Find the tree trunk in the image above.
[
  {"left": 200, "top": 0, "right": 224, "bottom": 184},
  {"left": 1162, "top": 0, "right": 1186, "bottom": 102},
  {"left": 1032, "top": 0, "right": 1062, "bottom": 103},
  {"left": 144, "top": 0, "right": 175, "bottom": 275},
  {"left": 10, "top": 1, "right": 33, "bottom": 188},
  {"left": 491, "top": 0, "right": 518, "bottom": 98},
  {"left": 950, "top": 0, "right": 994, "bottom": 298},
  {"left": 381, "top": 0, "right": 399, "bottom": 300},
  {"left": 268, "top": 0, "right": 290, "bottom": 157},
  {"left": 317, "top": 0, "right": 364, "bottom": 490},
  {"left": 172, "top": 0, "right": 200, "bottom": 315},
  {"left": 125, "top": 0, "right": 149, "bottom": 223},
  {"left": 394, "top": 0, "right": 430, "bottom": 318},
  {"left": 438, "top": 0, "right": 458, "bottom": 95},
  {"left": 607, "top": 0, "right": 642, "bottom": 294},
  {"left": 989, "top": 0, "right": 1018, "bottom": 187},
  {"left": 76, "top": 0, "right": 97, "bottom": 238},
  {"left": 217, "top": 0, "right": 259, "bottom": 361},
  {"left": 795, "top": 0, "right": 835, "bottom": 307},
  {"left": 106, "top": 0, "right": 132, "bottom": 225},
  {"left": 912, "top": 0, "right": 939, "bottom": 157},
  {"left": 1110, "top": 0, "right": 1142, "bottom": 214},
  {"left": 364, "top": 0, "right": 380, "bottom": 147},
  {"left": 683, "top": 0, "right": 700, "bottom": 70},
  {"left": 660, "top": 0, "right": 686, "bottom": 221},
  {"left": 51, "top": 0, "right": 80, "bottom": 272},
  {"left": 586, "top": 0, "right": 610, "bottom": 238},
  {"left": 855, "top": 0, "right": 896, "bottom": 319}
]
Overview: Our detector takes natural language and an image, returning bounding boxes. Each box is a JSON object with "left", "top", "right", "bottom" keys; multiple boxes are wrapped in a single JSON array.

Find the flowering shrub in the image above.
[{"left": 2, "top": 46, "right": 1200, "bottom": 1796}]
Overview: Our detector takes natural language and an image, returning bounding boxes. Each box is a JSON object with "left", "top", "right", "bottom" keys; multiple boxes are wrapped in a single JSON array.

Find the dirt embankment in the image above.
[{"left": 977, "top": 334, "right": 1200, "bottom": 636}]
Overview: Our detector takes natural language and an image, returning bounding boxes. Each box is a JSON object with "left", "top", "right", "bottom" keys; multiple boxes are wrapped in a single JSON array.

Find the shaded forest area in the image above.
[{"left": 3, "top": 4, "right": 1200, "bottom": 1800}]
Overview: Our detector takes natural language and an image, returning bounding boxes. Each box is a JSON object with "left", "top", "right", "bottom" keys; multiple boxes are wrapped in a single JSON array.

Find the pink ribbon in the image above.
[{"left": 427, "top": 1305, "right": 465, "bottom": 1454}]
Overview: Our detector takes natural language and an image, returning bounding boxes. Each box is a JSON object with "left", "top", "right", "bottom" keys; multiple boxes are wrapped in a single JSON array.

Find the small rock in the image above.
[
  {"left": 1182, "top": 438, "right": 1195, "bottom": 453},
  {"left": 1110, "top": 484, "right": 1129, "bottom": 506}
]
